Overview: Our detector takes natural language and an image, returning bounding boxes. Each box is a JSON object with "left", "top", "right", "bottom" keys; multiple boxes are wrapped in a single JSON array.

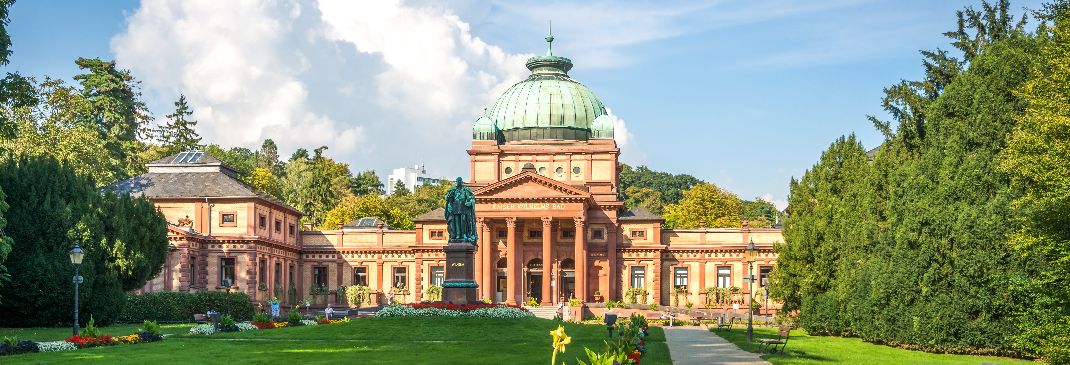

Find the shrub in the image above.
[
  {"left": 287, "top": 307, "right": 303, "bottom": 326},
  {"left": 253, "top": 312, "right": 271, "bottom": 324},
  {"left": 120, "top": 291, "right": 254, "bottom": 322},
  {"left": 217, "top": 314, "right": 239, "bottom": 332},
  {"left": 0, "top": 337, "right": 39, "bottom": 356}
]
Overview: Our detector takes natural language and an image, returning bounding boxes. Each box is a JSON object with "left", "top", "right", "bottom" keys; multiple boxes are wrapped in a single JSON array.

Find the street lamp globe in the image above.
[
  {"left": 744, "top": 238, "right": 757, "bottom": 261},
  {"left": 69, "top": 245, "right": 84, "bottom": 265}
]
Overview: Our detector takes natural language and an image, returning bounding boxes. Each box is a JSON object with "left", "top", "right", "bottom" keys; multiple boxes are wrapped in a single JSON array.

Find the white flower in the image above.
[
  {"left": 38, "top": 341, "right": 77, "bottom": 352},
  {"left": 236, "top": 322, "right": 259, "bottom": 331},
  {"left": 189, "top": 324, "right": 216, "bottom": 335},
  {"left": 300, "top": 319, "right": 319, "bottom": 326}
]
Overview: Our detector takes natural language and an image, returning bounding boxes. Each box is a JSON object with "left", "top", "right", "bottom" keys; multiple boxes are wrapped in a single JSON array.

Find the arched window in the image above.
[
  {"left": 527, "top": 258, "right": 542, "bottom": 270},
  {"left": 560, "top": 258, "right": 575, "bottom": 270},
  {"left": 497, "top": 257, "right": 508, "bottom": 269}
]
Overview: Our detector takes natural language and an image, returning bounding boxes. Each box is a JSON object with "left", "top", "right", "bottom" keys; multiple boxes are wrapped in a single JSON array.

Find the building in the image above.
[
  {"left": 386, "top": 164, "right": 444, "bottom": 195},
  {"left": 113, "top": 36, "right": 782, "bottom": 311}
]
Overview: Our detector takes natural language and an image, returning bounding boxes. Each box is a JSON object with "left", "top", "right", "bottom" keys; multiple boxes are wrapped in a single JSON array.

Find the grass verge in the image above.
[{"left": 711, "top": 326, "right": 1040, "bottom": 365}]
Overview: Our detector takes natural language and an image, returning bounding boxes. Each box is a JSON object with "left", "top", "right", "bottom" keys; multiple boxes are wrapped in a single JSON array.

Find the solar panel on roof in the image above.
[
  {"left": 172, "top": 152, "right": 190, "bottom": 163},
  {"left": 188, "top": 151, "right": 204, "bottom": 163}
]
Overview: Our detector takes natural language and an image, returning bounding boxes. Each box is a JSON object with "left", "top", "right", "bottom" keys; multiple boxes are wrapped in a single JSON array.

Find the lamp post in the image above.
[
  {"left": 69, "top": 245, "right": 85, "bottom": 336},
  {"left": 743, "top": 238, "right": 758, "bottom": 343}
]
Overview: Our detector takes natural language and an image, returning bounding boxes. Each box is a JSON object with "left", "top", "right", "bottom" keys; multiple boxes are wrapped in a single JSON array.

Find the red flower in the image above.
[
  {"left": 251, "top": 322, "right": 275, "bottom": 329},
  {"left": 65, "top": 335, "right": 115, "bottom": 348}
]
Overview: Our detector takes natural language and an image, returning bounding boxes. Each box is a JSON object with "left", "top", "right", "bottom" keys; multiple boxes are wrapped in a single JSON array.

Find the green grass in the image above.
[
  {"left": 712, "top": 327, "right": 1041, "bottom": 365},
  {"left": 3, "top": 317, "right": 670, "bottom": 364}
]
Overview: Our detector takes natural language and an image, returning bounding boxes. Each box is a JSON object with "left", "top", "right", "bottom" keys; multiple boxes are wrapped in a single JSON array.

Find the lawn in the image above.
[
  {"left": 3, "top": 317, "right": 670, "bottom": 364},
  {"left": 712, "top": 327, "right": 1041, "bottom": 365}
]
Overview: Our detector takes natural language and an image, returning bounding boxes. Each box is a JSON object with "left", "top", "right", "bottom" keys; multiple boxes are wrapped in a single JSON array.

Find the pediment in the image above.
[{"left": 474, "top": 172, "right": 591, "bottom": 200}]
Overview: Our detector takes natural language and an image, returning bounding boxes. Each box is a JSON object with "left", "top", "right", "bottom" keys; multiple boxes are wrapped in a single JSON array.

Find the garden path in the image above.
[{"left": 663, "top": 325, "right": 771, "bottom": 365}]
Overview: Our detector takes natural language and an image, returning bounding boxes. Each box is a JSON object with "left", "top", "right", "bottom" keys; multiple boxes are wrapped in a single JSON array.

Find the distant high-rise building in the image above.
[{"left": 386, "top": 164, "right": 444, "bottom": 195}]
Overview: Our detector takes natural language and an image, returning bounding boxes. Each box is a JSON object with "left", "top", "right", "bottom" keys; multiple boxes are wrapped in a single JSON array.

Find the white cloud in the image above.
[
  {"left": 760, "top": 193, "right": 789, "bottom": 211},
  {"left": 111, "top": 0, "right": 366, "bottom": 157},
  {"left": 603, "top": 107, "right": 643, "bottom": 165},
  {"left": 110, "top": 0, "right": 537, "bottom": 176}
]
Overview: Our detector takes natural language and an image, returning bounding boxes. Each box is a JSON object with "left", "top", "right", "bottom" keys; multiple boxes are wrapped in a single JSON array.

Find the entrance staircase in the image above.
[{"left": 524, "top": 306, "right": 559, "bottom": 320}]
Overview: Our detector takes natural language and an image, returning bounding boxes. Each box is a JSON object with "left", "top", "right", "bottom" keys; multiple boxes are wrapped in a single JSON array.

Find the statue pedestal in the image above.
[{"left": 442, "top": 240, "right": 479, "bottom": 304}]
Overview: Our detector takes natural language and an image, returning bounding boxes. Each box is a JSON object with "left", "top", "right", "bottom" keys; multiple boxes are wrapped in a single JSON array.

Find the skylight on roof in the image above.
[
  {"left": 357, "top": 217, "right": 376, "bottom": 227},
  {"left": 171, "top": 151, "right": 204, "bottom": 164}
]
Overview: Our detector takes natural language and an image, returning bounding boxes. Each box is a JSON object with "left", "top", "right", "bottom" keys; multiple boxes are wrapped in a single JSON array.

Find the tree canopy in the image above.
[{"left": 663, "top": 183, "right": 742, "bottom": 229}]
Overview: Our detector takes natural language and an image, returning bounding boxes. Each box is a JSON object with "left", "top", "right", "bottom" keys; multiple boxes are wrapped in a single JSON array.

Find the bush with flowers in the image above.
[
  {"left": 236, "top": 322, "right": 259, "bottom": 331},
  {"left": 188, "top": 324, "right": 216, "bottom": 336},
  {"left": 37, "top": 341, "right": 77, "bottom": 353},
  {"left": 375, "top": 303, "right": 534, "bottom": 318}
]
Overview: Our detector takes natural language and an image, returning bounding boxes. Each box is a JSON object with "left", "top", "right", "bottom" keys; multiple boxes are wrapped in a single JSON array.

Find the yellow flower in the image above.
[{"left": 550, "top": 325, "right": 571, "bottom": 353}]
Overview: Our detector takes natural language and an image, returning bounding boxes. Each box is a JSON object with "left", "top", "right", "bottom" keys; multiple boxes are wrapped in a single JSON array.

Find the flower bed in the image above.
[
  {"left": 375, "top": 303, "right": 534, "bottom": 318},
  {"left": 2, "top": 320, "right": 164, "bottom": 358}
]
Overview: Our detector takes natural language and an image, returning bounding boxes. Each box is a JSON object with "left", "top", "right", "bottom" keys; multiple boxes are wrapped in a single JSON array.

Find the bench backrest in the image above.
[{"left": 777, "top": 325, "right": 791, "bottom": 337}]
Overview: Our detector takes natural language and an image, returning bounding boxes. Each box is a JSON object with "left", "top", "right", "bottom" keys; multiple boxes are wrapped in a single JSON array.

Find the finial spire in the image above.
[{"left": 545, "top": 20, "right": 554, "bottom": 56}]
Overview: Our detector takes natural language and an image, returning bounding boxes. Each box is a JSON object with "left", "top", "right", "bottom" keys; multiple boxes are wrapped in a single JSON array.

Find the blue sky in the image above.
[{"left": 4, "top": 0, "right": 1046, "bottom": 208}]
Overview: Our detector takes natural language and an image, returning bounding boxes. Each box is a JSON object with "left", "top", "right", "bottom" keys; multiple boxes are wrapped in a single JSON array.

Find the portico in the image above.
[{"left": 470, "top": 170, "right": 612, "bottom": 306}]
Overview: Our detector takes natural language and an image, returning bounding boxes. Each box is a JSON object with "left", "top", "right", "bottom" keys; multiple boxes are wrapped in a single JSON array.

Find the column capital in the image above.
[
  {"left": 505, "top": 217, "right": 517, "bottom": 228},
  {"left": 541, "top": 217, "right": 553, "bottom": 225},
  {"left": 573, "top": 216, "right": 585, "bottom": 227}
]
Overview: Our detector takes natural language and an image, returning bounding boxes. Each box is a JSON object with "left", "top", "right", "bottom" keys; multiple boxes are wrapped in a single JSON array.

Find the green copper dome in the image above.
[{"left": 475, "top": 32, "right": 607, "bottom": 143}]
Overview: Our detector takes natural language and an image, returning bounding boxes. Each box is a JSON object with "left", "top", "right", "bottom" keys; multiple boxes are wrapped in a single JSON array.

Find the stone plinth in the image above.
[{"left": 443, "top": 240, "right": 479, "bottom": 304}]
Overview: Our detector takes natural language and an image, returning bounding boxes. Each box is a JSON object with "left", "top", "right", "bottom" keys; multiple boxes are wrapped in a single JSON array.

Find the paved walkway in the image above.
[{"left": 663, "top": 326, "right": 771, "bottom": 365}]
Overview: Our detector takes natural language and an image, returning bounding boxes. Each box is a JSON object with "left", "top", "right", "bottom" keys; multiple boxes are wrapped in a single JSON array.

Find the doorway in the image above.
[
  {"left": 527, "top": 272, "right": 542, "bottom": 303},
  {"left": 560, "top": 271, "right": 575, "bottom": 300}
]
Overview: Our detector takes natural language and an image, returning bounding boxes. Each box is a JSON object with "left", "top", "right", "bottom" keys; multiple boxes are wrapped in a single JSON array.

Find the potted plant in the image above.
[{"left": 567, "top": 298, "right": 584, "bottom": 322}]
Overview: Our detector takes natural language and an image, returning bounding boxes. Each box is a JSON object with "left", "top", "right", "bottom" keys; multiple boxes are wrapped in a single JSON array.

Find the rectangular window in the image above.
[
  {"left": 430, "top": 266, "right": 445, "bottom": 286},
  {"left": 258, "top": 259, "right": 267, "bottom": 285},
  {"left": 674, "top": 267, "right": 688, "bottom": 289},
  {"left": 289, "top": 223, "right": 296, "bottom": 237},
  {"left": 219, "top": 212, "right": 237, "bottom": 227},
  {"left": 429, "top": 229, "right": 445, "bottom": 240},
  {"left": 393, "top": 267, "right": 408, "bottom": 289},
  {"left": 528, "top": 229, "right": 542, "bottom": 239},
  {"left": 592, "top": 228, "right": 605, "bottom": 240},
  {"left": 258, "top": 214, "right": 266, "bottom": 229},
  {"left": 717, "top": 266, "right": 732, "bottom": 288},
  {"left": 759, "top": 266, "right": 772, "bottom": 287},
  {"left": 189, "top": 261, "right": 197, "bottom": 288},
  {"left": 289, "top": 265, "right": 295, "bottom": 288},
  {"left": 274, "top": 263, "right": 282, "bottom": 286},
  {"left": 353, "top": 267, "right": 368, "bottom": 286},
  {"left": 220, "top": 258, "right": 235, "bottom": 287},
  {"left": 630, "top": 266, "right": 645, "bottom": 289},
  {"left": 274, "top": 219, "right": 282, "bottom": 233},
  {"left": 562, "top": 229, "right": 574, "bottom": 238},
  {"left": 498, "top": 229, "right": 507, "bottom": 238},
  {"left": 312, "top": 266, "right": 328, "bottom": 289},
  {"left": 630, "top": 229, "right": 646, "bottom": 239}
]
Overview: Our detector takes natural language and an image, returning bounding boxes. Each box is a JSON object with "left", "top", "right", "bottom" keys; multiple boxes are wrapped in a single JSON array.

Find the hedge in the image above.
[{"left": 119, "top": 292, "right": 255, "bottom": 323}]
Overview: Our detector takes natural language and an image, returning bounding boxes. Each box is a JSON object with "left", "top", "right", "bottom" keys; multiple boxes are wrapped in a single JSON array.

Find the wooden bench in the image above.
[
  {"left": 758, "top": 325, "right": 792, "bottom": 353},
  {"left": 193, "top": 313, "right": 209, "bottom": 324},
  {"left": 715, "top": 315, "right": 733, "bottom": 331},
  {"left": 323, "top": 310, "right": 349, "bottom": 320}
]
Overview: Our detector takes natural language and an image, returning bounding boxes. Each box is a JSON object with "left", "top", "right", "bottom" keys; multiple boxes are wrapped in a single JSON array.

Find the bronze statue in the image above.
[{"left": 445, "top": 177, "right": 478, "bottom": 244}]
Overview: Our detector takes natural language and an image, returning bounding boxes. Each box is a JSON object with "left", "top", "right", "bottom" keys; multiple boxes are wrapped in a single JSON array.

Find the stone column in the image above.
[
  {"left": 607, "top": 224, "right": 618, "bottom": 301},
  {"left": 178, "top": 246, "right": 190, "bottom": 292},
  {"left": 653, "top": 254, "right": 663, "bottom": 306},
  {"left": 574, "top": 217, "right": 586, "bottom": 302},
  {"left": 474, "top": 217, "right": 484, "bottom": 292},
  {"left": 505, "top": 217, "right": 518, "bottom": 305},
  {"left": 540, "top": 217, "right": 553, "bottom": 305},
  {"left": 481, "top": 220, "right": 494, "bottom": 301}
]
